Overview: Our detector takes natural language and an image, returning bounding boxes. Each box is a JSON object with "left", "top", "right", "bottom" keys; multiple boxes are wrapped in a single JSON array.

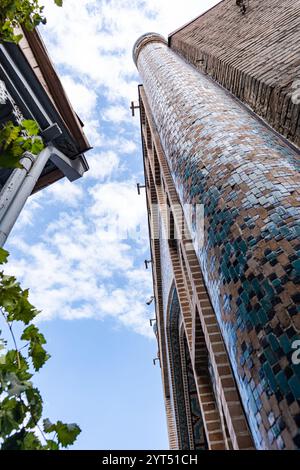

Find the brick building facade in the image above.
[{"left": 133, "top": 0, "right": 300, "bottom": 451}]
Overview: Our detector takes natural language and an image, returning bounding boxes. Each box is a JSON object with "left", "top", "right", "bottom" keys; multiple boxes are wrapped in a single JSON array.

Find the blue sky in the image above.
[{"left": 4, "top": 0, "right": 220, "bottom": 450}]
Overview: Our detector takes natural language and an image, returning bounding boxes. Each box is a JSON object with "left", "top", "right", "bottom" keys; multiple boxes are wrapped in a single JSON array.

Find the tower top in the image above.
[{"left": 132, "top": 32, "right": 167, "bottom": 66}]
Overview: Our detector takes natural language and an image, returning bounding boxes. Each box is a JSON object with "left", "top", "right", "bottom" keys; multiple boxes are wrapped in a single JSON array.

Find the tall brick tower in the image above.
[{"left": 133, "top": 0, "right": 300, "bottom": 451}]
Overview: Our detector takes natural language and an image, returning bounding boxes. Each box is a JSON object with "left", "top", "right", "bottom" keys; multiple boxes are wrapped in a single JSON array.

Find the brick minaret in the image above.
[{"left": 133, "top": 31, "right": 300, "bottom": 450}]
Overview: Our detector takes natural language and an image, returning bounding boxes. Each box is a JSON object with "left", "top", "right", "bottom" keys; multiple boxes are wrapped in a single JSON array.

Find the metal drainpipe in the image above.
[
  {"left": 0, "top": 146, "right": 51, "bottom": 246},
  {"left": 0, "top": 152, "right": 36, "bottom": 221}
]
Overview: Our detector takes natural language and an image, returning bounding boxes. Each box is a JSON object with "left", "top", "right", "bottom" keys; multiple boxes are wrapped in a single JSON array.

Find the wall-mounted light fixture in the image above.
[
  {"left": 146, "top": 295, "right": 155, "bottom": 306},
  {"left": 149, "top": 318, "right": 156, "bottom": 327},
  {"left": 153, "top": 358, "right": 160, "bottom": 366}
]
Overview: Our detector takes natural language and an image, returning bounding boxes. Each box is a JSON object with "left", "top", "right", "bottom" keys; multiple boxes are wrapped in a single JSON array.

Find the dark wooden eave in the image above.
[{"left": 22, "top": 28, "right": 90, "bottom": 154}]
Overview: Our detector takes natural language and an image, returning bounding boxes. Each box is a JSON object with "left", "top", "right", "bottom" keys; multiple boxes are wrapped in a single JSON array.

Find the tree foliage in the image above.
[
  {"left": 0, "top": 0, "right": 63, "bottom": 44},
  {"left": 0, "top": 0, "right": 81, "bottom": 450},
  {"left": 0, "top": 248, "right": 81, "bottom": 449},
  {"left": 0, "top": 119, "right": 44, "bottom": 169}
]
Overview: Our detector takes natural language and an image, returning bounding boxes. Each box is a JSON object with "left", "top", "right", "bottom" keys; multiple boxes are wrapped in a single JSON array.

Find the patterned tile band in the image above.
[{"left": 134, "top": 34, "right": 300, "bottom": 449}]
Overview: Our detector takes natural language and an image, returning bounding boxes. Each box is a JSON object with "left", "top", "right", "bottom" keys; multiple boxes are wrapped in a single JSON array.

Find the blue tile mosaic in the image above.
[{"left": 137, "top": 36, "right": 300, "bottom": 449}]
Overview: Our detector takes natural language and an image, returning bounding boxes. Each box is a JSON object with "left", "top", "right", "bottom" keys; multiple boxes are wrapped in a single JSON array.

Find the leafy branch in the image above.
[
  {"left": 0, "top": 0, "right": 80, "bottom": 450},
  {"left": 0, "top": 247, "right": 81, "bottom": 449},
  {"left": 0, "top": 119, "right": 44, "bottom": 169},
  {"left": 0, "top": 0, "right": 63, "bottom": 44}
]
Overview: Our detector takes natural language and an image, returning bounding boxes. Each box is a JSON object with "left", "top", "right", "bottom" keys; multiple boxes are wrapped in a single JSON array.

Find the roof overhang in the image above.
[{"left": 0, "top": 27, "right": 91, "bottom": 192}]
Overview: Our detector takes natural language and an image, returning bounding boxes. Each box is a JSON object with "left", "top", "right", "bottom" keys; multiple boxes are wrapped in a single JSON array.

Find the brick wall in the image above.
[
  {"left": 134, "top": 34, "right": 300, "bottom": 449},
  {"left": 140, "top": 87, "right": 253, "bottom": 449},
  {"left": 169, "top": 0, "right": 300, "bottom": 148}
]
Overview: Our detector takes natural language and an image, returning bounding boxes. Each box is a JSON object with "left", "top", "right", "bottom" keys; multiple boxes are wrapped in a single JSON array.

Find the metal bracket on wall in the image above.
[
  {"left": 130, "top": 101, "right": 140, "bottom": 117},
  {"left": 137, "top": 182, "right": 146, "bottom": 195},
  {"left": 40, "top": 123, "right": 62, "bottom": 143},
  {"left": 144, "top": 259, "right": 153, "bottom": 269},
  {"left": 50, "top": 147, "right": 86, "bottom": 181}
]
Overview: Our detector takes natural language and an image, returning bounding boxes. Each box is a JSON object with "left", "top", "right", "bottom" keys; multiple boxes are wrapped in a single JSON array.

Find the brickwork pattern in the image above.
[
  {"left": 170, "top": 0, "right": 300, "bottom": 148},
  {"left": 135, "top": 36, "right": 300, "bottom": 449},
  {"left": 140, "top": 85, "right": 253, "bottom": 450}
]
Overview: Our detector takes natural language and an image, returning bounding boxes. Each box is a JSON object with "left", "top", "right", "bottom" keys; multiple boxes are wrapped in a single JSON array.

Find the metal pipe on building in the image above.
[
  {"left": 0, "top": 143, "right": 88, "bottom": 246},
  {"left": 0, "top": 152, "right": 36, "bottom": 221},
  {"left": 0, "top": 146, "right": 51, "bottom": 246}
]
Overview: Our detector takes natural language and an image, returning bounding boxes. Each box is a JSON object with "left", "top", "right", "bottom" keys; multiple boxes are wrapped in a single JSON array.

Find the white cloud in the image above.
[
  {"left": 88, "top": 180, "right": 148, "bottom": 243},
  {"left": 7, "top": 179, "right": 152, "bottom": 337},
  {"left": 110, "top": 136, "right": 138, "bottom": 154},
  {"left": 42, "top": 0, "right": 220, "bottom": 104},
  {"left": 83, "top": 118, "right": 103, "bottom": 147},
  {"left": 12, "top": 191, "right": 43, "bottom": 229},
  {"left": 61, "top": 75, "right": 97, "bottom": 121},
  {"left": 103, "top": 104, "right": 128, "bottom": 124},
  {"left": 43, "top": 178, "right": 84, "bottom": 207},
  {"left": 84, "top": 150, "right": 120, "bottom": 180},
  {"left": 7, "top": 0, "right": 221, "bottom": 338}
]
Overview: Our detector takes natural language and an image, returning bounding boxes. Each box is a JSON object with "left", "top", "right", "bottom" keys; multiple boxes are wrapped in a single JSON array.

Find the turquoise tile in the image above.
[
  {"left": 288, "top": 376, "right": 300, "bottom": 400},
  {"left": 276, "top": 371, "right": 290, "bottom": 395}
]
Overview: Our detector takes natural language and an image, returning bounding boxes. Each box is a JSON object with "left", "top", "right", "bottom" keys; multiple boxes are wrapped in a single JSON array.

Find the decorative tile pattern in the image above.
[
  {"left": 168, "top": 287, "right": 207, "bottom": 450},
  {"left": 159, "top": 214, "right": 174, "bottom": 319},
  {"left": 0, "top": 79, "right": 25, "bottom": 124},
  {"left": 135, "top": 36, "right": 300, "bottom": 449},
  {"left": 183, "top": 333, "right": 208, "bottom": 449},
  {"left": 167, "top": 288, "right": 190, "bottom": 449}
]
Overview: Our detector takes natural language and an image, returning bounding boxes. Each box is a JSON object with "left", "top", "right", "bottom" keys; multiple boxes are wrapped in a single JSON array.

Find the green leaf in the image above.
[
  {"left": 0, "top": 350, "right": 32, "bottom": 382},
  {"left": 30, "top": 136, "right": 44, "bottom": 155},
  {"left": 22, "top": 431, "right": 43, "bottom": 449},
  {"left": 43, "top": 418, "right": 55, "bottom": 433},
  {"left": 0, "top": 277, "right": 39, "bottom": 325},
  {"left": 25, "top": 387, "right": 43, "bottom": 428},
  {"left": 0, "top": 119, "right": 44, "bottom": 168},
  {"left": 22, "top": 325, "right": 50, "bottom": 371},
  {"left": 6, "top": 372, "right": 31, "bottom": 397},
  {"left": 56, "top": 422, "right": 81, "bottom": 447},
  {"left": 1, "top": 429, "right": 43, "bottom": 450},
  {"left": 30, "top": 342, "right": 50, "bottom": 371},
  {"left": 0, "top": 397, "right": 27, "bottom": 430},
  {"left": 21, "top": 119, "right": 39, "bottom": 136},
  {"left": 0, "top": 410, "right": 20, "bottom": 437},
  {"left": 0, "top": 1, "right": 82, "bottom": 451},
  {"left": 0, "top": 148, "right": 23, "bottom": 169},
  {"left": 0, "top": 248, "right": 9, "bottom": 264},
  {"left": 0, "top": 121, "right": 20, "bottom": 148},
  {"left": 43, "top": 419, "right": 81, "bottom": 447},
  {"left": 45, "top": 439, "right": 59, "bottom": 450},
  {"left": 1, "top": 429, "right": 25, "bottom": 450},
  {"left": 21, "top": 324, "right": 46, "bottom": 344}
]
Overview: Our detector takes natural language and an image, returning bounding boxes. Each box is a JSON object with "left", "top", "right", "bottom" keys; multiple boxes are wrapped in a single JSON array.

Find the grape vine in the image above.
[
  {"left": 0, "top": 247, "right": 81, "bottom": 450},
  {"left": 0, "top": 0, "right": 81, "bottom": 450},
  {"left": 0, "top": 0, "right": 63, "bottom": 44}
]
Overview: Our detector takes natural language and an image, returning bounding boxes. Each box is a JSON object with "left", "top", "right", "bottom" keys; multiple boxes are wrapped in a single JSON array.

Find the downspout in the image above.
[
  {"left": 0, "top": 146, "right": 51, "bottom": 246},
  {"left": 0, "top": 152, "right": 36, "bottom": 221}
]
